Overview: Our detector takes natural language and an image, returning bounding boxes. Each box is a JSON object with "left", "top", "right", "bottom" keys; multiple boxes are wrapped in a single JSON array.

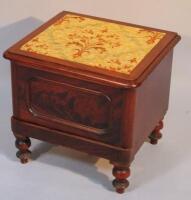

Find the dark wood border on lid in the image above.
[{"left": 3, "top": 11, "right": 181, "bottom": 88}]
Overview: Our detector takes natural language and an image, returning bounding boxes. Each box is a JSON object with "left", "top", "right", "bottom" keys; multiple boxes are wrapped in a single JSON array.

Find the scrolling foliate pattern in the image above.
[{"left": 21, "top": 14, "right": 165, "bottom": 75}]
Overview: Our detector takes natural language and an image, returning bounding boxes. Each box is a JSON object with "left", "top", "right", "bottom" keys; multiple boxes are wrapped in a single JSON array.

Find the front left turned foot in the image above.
[
  {"left": 112, "top": 165, "right": 130, "bottom": 194},
  {"left": 15, "top": 137, "right": 31, "bottom": 164}
]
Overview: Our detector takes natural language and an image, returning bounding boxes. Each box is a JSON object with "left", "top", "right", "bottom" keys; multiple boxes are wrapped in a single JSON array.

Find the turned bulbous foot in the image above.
[
  {"left": 149, "top": 120, "right": 163, "bottom": 145},
  {"left": 112, "top": 166, "right": 130, "bottom": 194},
  {"left": 15, "top": 137, "right": 31, "bottom": 164}
]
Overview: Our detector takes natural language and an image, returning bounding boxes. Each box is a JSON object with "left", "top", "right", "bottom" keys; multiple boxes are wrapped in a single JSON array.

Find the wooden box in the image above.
[{"left": 3, "top": 11, "right": 180, "bottom": 193}]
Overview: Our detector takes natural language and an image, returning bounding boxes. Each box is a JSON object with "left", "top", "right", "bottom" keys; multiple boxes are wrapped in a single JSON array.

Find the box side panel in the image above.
[{"left": 132, "top": 50, "right": 173, "bottom": 153}]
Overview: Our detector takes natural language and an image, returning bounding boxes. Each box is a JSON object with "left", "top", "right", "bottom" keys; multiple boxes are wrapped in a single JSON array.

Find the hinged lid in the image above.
[{"left": 4, "top": 11, "right": 180, "bottom": 88}]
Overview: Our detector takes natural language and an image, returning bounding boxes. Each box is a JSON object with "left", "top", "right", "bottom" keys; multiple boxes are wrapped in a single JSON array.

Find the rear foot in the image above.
[{"left": 149, "top": 120, "right": 163, "bottom": 145}]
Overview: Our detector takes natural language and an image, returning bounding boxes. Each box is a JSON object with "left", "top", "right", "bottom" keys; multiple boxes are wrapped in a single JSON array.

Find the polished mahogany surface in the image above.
[{"left": 3, "top": 11, "right": 180, "bottom": 193}]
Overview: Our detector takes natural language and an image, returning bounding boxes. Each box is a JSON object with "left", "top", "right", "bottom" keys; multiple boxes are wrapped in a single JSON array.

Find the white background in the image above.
[{"left": 0, "top": 1, "right": 191, "bottom": 199}]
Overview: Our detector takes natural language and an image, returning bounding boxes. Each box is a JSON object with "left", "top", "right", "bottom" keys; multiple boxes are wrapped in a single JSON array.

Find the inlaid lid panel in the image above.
[
  {"left": 4, "top": 11, "right": 180, "bottom": 87},
  {"left": 20, "top": 14, "right": 165, "bottom": 75}
]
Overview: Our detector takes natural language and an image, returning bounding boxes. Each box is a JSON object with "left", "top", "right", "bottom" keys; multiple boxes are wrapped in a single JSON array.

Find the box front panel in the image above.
[
  {"left": 29, "top": 76, "right": 111, "bottom": 133},
  {"left": 12, "top": 63, "right": 125, "bottom": 145}
]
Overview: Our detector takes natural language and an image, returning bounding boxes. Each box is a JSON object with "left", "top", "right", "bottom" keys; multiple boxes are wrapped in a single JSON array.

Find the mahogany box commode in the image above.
[{"left": 3, "top": 11, "right": 180, "bottom": 193}]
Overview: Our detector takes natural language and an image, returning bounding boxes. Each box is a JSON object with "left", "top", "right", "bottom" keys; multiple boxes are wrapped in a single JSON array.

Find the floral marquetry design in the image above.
[
  {"left": 20, "top": 14, "right": 166, "bottom": 75},
  {"left": 65, "top": 28, "right": 121, "bottom": 58},
  {"left": 138, "top": 29, "right": 165, "bottom": 44}
]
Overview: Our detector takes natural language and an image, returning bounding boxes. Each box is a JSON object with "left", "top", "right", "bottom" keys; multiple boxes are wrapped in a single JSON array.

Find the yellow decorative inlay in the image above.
[{"left": 20, "top": 14, "right": 166, "bottom": 75}]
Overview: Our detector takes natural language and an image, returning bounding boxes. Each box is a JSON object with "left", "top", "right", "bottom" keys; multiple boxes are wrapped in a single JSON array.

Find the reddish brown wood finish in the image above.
[
  {"left": 3, "top": 11, "right": 180, "bottom": 193},
  {"left": 131, "top": 50, "right": 173, "bottom": 154},
  {"left": 11, "top": 63, "right": 124, "bottom": 145},
  {"left": 15, "top": 137, "right": 31, "bottom": 164},
  {"left": 112, "top": 165, "right": 130, "bottom": 193},
  {"left": 149, "top": 120, "right": 163, "bottom": 145}
]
